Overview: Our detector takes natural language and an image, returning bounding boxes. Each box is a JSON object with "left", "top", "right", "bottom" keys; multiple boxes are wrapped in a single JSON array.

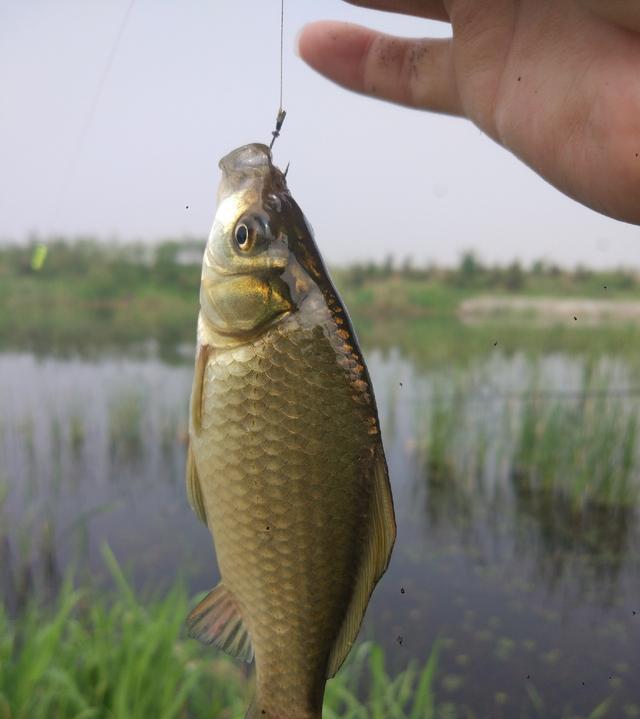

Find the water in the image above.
[{"left": 1, "top": 340, "right": 639, "bottom": 718}]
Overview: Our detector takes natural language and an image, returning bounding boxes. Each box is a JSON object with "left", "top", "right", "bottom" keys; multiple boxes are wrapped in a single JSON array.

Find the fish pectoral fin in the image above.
[
  {"left": 186, "top": 583, "right": 254, "bottom": 663},
  {"left": 326, "top": 444, "right": 397, "bottom": 678},
  {"left": 191, "top": 343, "right": 212, "bottom": 433},
  {"left": 186, "top": 443, "right": 207, "bottom": 524}
]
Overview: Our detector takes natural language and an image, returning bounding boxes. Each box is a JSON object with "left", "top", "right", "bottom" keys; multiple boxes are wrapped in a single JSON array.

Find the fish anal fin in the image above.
[
  {"left": 186, "top": 583, "right": 254, "bottom": 663},
  {"left": 186, "top": 443, "right": 207, "bottom": 524},
  {"left": 326, "top": 444, "right": 396, "bottom": 678}
]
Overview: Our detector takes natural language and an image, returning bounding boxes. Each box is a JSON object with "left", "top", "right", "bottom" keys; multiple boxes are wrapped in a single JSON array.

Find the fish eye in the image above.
[
  {"left": 235, "top": 223, "right": 249, "bottom": 250},
  {"left": 234, "top": 214, "right": 270, "bottom": 253}
]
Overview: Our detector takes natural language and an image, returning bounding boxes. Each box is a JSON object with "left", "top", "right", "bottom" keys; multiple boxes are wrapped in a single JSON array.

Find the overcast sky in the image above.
[{"left": 1, "top": 0, "right": 639, "bottom": 268}]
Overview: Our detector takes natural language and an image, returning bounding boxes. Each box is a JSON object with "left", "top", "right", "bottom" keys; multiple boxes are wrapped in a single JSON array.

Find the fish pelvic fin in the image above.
[
  {"left": 326, "top": 443, "right": 396, "bottom": 678},
  {"left": 186, "top": 583, "right": 254, "bottom": 662}
]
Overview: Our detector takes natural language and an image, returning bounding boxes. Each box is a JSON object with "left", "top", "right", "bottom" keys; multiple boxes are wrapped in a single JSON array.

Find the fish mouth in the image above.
[
  {"left": 217, "top": 143, "right": 287, "bottom": 202},
  {"left": 219, "top": 143, "right": 272, "bottom": 175}
]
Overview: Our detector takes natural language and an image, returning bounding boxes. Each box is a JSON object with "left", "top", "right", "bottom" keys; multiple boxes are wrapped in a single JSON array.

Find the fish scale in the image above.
[{"left": 193, "top": 314, "right": 371, "bottom": 716}]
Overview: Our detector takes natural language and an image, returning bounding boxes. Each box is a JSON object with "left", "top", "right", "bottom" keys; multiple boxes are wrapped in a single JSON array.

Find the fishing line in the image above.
[
  {"left": 278, "top": 0, "right": 284, "bottom": 111},
  {"left": 269, "top": 0, "right": 286, "bottom": 150},
  {"left": 52, "top": 0, "right": 136, "bottom": 224}
]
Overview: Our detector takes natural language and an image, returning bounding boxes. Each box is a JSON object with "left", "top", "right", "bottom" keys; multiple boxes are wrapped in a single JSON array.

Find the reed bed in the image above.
[
  {"left": 417, "top": 373, "right": 640, "bottom": 513},
  {"left": 512, "top": 393, "right": 638, "bottom": 509}
]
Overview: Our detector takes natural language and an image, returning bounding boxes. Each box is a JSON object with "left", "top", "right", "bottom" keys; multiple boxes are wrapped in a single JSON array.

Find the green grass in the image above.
[
  {"left": 1, "top": 560, "right": 247, "bottom": 719},
  {"left": 525, "top": 682, "right": 614, "bottom": 719},
  {"left": 423, "top": 389, "right": 463, "bottom": 485},
  {"left": 0, "top": 546, "right": 441, "bottom": 719},
  {"left": 0, "top": 547, "right": 622, "bottom": 719},
  {"left": 108, "top": 391, "right": 146, "bottom": 460}
]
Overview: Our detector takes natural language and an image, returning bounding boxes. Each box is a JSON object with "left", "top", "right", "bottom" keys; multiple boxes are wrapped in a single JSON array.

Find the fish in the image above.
[{"left": 186, "top": 142, "right": 396, "bottom": 719}]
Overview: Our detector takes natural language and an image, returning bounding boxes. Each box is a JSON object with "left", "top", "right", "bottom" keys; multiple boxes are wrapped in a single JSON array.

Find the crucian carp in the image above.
[{"left": 186, "top": 142, "right": 396, "bottom": 719}]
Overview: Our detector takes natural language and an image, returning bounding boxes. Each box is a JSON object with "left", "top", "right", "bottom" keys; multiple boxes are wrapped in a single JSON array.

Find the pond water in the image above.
[{"left": 1, "top": 335, "right": 639, "bottom": 718}]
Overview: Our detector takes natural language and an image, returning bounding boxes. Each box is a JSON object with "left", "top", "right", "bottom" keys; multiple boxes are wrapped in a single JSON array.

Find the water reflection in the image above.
[{"left": 1, "top": 346, "right": 639, "bottom": 717}]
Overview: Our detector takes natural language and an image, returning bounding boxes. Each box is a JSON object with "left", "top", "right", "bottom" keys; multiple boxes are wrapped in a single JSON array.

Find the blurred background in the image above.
[{"left": 1, "top": 2, "right": 639, "bottom": 718}]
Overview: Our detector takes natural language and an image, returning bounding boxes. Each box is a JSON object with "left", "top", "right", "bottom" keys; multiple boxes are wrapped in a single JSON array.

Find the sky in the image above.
[{"left": 1, "top": 0, "right": 639, "bottom": 268}]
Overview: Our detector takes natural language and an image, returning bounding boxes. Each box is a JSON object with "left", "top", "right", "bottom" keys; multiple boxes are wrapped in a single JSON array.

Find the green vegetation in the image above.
[
  {"left": 333, "top": 250, "right": 640, "bottom": 313},
  {"left": 419, "top": 375, "right": 640, "bottom": 513},
  {"left": 512, "top": 392, "right": 638, "bottom": 509},
  {"left": 0, "top": 239, "right": 202, "bottom": 353},
  {"left": 0, "top": 549, "right": 249, "bottom": 719},
  {"left": 2, "top": 240, "right": 638, "bottom": 718},
  {"left": 2, "top": 241, "right": 640, "bottom": 359},
  {"left": 0, "top": 547, "right": 442, "bottom": 719},
  {"left": 1, "top": 547, "right": 618, "bottom": 719},
  {"left": 416, "top": 367, "right": 640, "bottom": 570},
  {"left": 108, "top": 390, "right": 146, "bottom": 460}
]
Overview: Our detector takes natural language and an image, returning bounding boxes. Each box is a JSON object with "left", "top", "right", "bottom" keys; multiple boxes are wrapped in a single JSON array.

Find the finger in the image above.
[
  {"left": 298, "top": 21, "right": 463, "bottom": 116},
  {"left": 344, "top": 0, "right": 449, "bottom": 22}
]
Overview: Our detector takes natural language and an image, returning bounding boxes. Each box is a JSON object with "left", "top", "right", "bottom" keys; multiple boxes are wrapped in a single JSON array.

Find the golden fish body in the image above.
[{"left": 186, "top": 144, "right": 395, "bottom": 719}]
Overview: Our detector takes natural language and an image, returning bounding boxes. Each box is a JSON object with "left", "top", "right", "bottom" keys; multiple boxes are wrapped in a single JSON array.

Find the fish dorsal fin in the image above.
[
  {"left": 186, "top": 583, "right": 254, "bottom": 663},
  {"left": 326, "top": 444, "right": 396, "bottom": 678},
  {"left": 186, "top": 443, "right": 207, "bottom": 524}
]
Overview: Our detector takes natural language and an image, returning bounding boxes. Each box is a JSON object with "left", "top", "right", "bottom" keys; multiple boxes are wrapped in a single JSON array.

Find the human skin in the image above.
[{"left": 298, "top": 1, "right": 640, "bottom": 225}]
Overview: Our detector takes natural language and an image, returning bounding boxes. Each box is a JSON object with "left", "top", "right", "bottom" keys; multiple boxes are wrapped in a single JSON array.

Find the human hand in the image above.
[{"left": 298, "top": 1, "right": 640, "bottom": 225}]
